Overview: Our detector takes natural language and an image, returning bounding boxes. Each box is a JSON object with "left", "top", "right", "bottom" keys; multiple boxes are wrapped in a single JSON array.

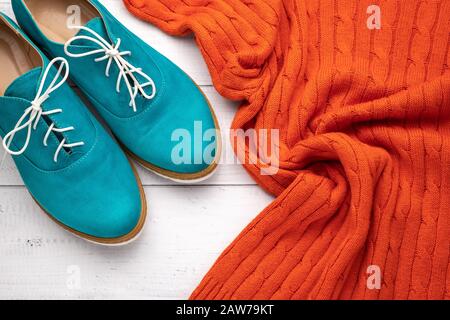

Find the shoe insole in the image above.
[
  {"left": 24, "top": 0, "right": 99, "bottom": 43},
  {"left": 0, "top": 23, "right": 41, "bottom": 95}
]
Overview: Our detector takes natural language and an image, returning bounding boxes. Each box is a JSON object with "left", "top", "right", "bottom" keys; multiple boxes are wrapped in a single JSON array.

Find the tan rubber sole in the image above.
[
  {"left": 32, "top": 161, "right": 147, "bottom": 246},
  {"left": 125, "top": 86, "right": 222, "bottom": 182}
]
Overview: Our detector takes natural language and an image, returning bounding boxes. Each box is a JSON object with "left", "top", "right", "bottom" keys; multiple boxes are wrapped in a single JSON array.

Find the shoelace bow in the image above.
[
  {"left": 2, "top": 58, "right": 85, "bottom": 163},
  {"left": 64, "top": 25, "right": 156, "bottom": 112}
]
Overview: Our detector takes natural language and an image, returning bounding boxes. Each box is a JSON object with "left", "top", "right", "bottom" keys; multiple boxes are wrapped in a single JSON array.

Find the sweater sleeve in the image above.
[{"left": 124, "top": 0, "right": 281, "bottom": 101}]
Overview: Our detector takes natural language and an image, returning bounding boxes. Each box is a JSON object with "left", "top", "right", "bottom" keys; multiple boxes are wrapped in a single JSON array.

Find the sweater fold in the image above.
[{"left": 124, "top": 0, "right": 450, "bottom": 299}]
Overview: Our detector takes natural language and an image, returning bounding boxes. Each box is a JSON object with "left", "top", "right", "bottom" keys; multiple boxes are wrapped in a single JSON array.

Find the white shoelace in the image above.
[
  {"left": 2, "top": 58, "right": 85, "bottom": 163},
  {"left": 64, "top": 25, "right": 156, "bottom": 112}
]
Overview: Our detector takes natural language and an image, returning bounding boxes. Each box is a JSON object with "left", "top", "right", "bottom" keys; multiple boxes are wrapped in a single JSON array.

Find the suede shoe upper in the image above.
[{"left": 0, "top": 14, "right": 143, "bottom": 240}]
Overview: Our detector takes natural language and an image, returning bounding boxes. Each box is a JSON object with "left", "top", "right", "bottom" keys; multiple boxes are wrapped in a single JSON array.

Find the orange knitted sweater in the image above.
[{"left": 124, "top": 0, "right": 450, "bottom": 299}]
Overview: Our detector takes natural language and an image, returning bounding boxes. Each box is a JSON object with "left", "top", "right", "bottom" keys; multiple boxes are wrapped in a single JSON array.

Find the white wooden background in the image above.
[{"left": 0, "top": 0, "right": 273, "bottom": 299}]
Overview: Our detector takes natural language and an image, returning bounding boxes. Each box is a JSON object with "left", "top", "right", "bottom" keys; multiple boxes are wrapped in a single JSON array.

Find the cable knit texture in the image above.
[{"left": 123, "top": 0, "right": 450, "bottom": 299}]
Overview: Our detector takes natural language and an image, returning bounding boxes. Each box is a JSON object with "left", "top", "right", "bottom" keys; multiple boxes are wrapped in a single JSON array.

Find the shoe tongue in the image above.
[
  {"left": 4, "top": 67, "right": 42, "bottom": 101},
  {"left": 74, "top": 17, "right": 109, "bottom": 46}
]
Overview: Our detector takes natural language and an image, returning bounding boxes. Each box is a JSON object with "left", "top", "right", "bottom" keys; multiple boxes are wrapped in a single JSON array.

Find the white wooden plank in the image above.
[
  {"left": 0, "top": 185, "right": 273, "bottom": 299},
  {"left": 0, "top": 1, "right": 12, "bottom": 17},
  {"left": 0, "top": 0, "right": 213, "bottom": 85}
]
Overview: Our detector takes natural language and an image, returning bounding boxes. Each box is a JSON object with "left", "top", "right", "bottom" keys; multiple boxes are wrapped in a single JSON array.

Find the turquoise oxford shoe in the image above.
[
  {"left": 12, "top": 0, "right": 221, "bottom": 182},
  {"left": 0, "top": 13, "right": 146, "bottom": 245}
]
